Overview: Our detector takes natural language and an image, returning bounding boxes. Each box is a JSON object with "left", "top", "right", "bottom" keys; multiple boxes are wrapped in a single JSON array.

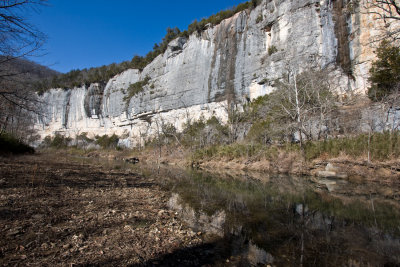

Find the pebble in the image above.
[{"left": 63, "top": 244, "right": 72, "bottom": 249}]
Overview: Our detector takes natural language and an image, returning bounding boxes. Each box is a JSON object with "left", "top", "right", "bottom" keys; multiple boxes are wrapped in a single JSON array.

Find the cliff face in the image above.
[{"left": 35, "top": 0, "right": 380, "bottom": 146}]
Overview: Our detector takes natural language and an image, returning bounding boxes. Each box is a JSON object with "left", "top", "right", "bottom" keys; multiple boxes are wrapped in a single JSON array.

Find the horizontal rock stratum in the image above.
[{"left": 35, "top": 0, "right": 385, "bottom": 146}]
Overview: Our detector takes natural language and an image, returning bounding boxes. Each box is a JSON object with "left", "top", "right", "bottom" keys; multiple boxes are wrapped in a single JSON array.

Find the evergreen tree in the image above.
[{"left": 368, "top": 41, "right": 400, "bottom": 101}]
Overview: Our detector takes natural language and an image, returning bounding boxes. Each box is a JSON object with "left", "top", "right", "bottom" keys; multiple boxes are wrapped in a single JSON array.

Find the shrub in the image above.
[
  {"left": 247, "top": 119, "right": 272, "bottom": 144},
  {"left": 268, "top": 45, "right": 278, "bottom": 55},
  {"left": 123, "top": 76, "right": 151, "bottom": 104},
  {"left": 0, "top": 132, "right": 34, "bottom": 154},
  {"left": 95, "top": 134, "right": 119, "bottom": 149},
  {"left": 181, "top": 119, "right": 206, "bottom": 147},
  {"left": 43, "top": 136, "right": 52, "bottom": 147},
  {"left": 76, "top": 132, "right": 93, "bottom": 143},
  {"left": 258, "top": 78, "right": 269, "bottom": 85},
  {"left": 49, "top": 134, "right": 71, "bottom": 148},
  {"left": 368, "top": 41, "right": 400, "bottom": 101},
  {"left": 251, "top": 0, "right": 262, "bottom": 8},
  {"left": 256, "top": 14, "right": 263, "bottom": 23},
  {"left": 193, "top": 143, "right": 268, "bottom": 160},
  {"left": 193, "top": 132, "right": 400, "bottom": 162},
  {"left": 206, "top": 116, "right": 228, "bottom": 133},
  {"left": 304, "top": 131, "right": 400, "bottom": 161}
]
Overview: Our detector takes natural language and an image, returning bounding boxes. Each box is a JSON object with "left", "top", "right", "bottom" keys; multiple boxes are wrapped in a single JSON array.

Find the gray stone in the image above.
[
  {"left": 325, "top": 163, "right": 340, "bottom": 172},
  {"left": 34, "top": 0, "right": 383, "bottom": 147},
  {"left": 317, "top": 170, "right": 338, "bottom": 178}
]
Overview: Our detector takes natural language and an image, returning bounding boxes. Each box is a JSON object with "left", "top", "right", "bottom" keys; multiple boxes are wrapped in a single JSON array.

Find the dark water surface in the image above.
[
  {"left": 76, "top": 157, "right": 400, "bottom": 266},
  {"left": 155, "top": 167, "right": 400, "bottom": 266}
]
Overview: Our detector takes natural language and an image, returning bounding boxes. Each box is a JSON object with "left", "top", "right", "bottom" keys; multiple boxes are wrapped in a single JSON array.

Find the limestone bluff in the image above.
[{"left": 35, "top": 0, "right": 379, "bottom": 147}]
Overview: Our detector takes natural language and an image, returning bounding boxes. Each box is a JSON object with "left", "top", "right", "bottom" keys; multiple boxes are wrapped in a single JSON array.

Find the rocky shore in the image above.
[
  {"left": 0, "top": 154, "right": 211, "bottom": 266},
  {"left": 196, "top": 156, "right": 400, "bottom": 185}
]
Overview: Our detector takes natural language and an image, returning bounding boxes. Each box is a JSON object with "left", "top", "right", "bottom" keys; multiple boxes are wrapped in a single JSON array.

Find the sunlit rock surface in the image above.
[{"left": 35, "top": 0, "right": 384, "bottom": 146}]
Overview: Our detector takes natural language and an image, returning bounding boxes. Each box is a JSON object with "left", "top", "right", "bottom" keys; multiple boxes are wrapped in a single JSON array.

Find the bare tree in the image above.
[
  {"left": 137, "top": 123, "right": 150, "bottom": 150},
  {"left": 0, "top": 0, "right": 47, "bottom": 61},
  {"left": 0, "top": 1, "right": 47, "bottom": 139},
  {"left": 363, "top": 0, "right": 400, "bottom": 42},
  {"left": 271, "top": 68, "right": 336, "bottom": 147},
  {"left": 152, "top": 115, "right": 168, "bottom": 159},
  {"left": 221, "top": 101, "right": 250, "bottom": 144},
  {"left": 0, "top": 0, "right": 47, "bottom": 103},
  {"left": 365, "top": 0, "right": 400, "bottom": 22}
]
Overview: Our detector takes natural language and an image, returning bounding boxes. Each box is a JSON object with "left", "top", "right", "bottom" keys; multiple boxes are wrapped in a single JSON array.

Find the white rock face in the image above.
[{"left": 35, "top": 0, "right": 385, "bottom": 146}]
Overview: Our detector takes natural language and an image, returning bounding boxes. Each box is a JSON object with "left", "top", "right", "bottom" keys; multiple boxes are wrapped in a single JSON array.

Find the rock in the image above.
[
  {"left": 125, "top": 157, "right": 139, "bottom": 164},
  {"left": 317, "top": 179, "right": 337, "bottom": 192},
  {"left": 376, "top": 167, "right": 392, "bottom": 177},
  {"left": 295, "top": 204, "right": 309, "bottom": 215},
  {"left": 317, "top": 170, "right": 338, "bottom": 178},
  {"left": 325, "top": 163, "right": 340, "bottom": 172},
  {"left": 247, "top": 242, "right": 274, "bottom": 265},
  {"left": 35, "top": 0, "right": 374, "bottom": 145},
  {"left": 318, "top": 169, "right": 348, "bottom": 180},
  {"left": 336, "top": 173, "right": 348, "bottom": 179},
  {"left": 157, "top": 210, "right": 167, "bottom": 217}
]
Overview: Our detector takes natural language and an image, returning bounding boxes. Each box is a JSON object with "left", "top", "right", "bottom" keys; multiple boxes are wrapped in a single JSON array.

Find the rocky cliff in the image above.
[{"left": 35, "top": 0, "right": 381, "bottom": 147}]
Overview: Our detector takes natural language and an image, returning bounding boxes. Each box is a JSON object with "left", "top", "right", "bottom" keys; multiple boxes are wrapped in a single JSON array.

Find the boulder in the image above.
[{"left": 125, "top": 157, "right": 139, "bottom": 164}]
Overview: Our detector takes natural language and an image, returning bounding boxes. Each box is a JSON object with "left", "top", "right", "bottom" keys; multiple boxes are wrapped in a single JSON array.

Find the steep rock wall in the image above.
[{"left": 35, "top": 0, "right": 382, "bottom": 146}]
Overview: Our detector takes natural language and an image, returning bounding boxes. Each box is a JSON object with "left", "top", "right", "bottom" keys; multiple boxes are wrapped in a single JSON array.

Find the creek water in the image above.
[
  {"left": 76, "top": 157, "right": 400, "bottom": 266},
  {"left": 153, "top": 167, "right": 400, "bottom": 266}
]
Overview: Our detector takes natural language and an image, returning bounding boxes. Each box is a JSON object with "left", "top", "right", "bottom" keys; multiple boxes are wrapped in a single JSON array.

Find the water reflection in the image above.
[
  {"left": 168, "top": 193, "right": 226, "bottom": 236},
  {"left": 157, "top": 168, "right": 400, "bottom": 266}
]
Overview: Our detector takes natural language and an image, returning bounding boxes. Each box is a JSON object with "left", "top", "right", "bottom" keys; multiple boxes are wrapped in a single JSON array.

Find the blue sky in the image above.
[{"left": 28, "top": 0, "right": 247, "bottom": 73}]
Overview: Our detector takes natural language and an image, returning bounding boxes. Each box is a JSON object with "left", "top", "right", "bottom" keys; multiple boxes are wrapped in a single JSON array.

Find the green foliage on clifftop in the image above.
[{"left": 187, "top": 0, "right": 261, "bottom": 34}]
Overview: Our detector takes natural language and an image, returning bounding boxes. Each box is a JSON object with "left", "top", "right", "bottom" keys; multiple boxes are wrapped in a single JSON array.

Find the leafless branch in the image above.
[{"left": 363, "top": 0, "right": 400, "bottom": 42}]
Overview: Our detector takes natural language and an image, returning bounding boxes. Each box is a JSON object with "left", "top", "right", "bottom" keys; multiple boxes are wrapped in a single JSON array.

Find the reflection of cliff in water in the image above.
[
  {"left": 160, "top": 168, "right": 400, "bottom": 266},
  {"left": 168, "top": 193, "right": 226, "bottom": 237}
]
